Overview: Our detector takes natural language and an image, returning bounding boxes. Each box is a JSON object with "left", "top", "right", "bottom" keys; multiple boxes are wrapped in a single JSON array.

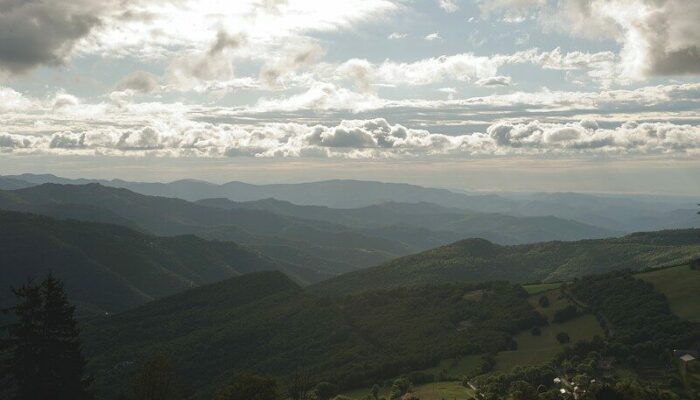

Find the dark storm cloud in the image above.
[{"left": 0, "top": 0, "right": 112, "bottom": 74}]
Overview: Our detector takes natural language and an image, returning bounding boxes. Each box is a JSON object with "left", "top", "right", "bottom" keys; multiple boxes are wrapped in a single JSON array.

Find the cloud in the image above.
[
  {"left": 166, "top": 30, "right": 249, "bottom": 92},
  {"left": 387, "top": 32, "right": 408, "bottom": 40},
  {"left": 306, "top": 125, "right": 377, "bottom": 148},
  {"left": 618, "top": 0, "right": 700, "bottom": 76},
  {"left": 555, "top": 0, "right": 700, "bottom": 79},
  {"left": 476, "top": 76, "right": 512, "bottom": 87},
  {"left": 333, "top": 53, "right": 500, "bottom": 87},
  {"left": 0, "top": 0, "right": 112, "bottom": 74},
  {"left": 438, "top": 0, "right": 459, "bottom": 13},
  {"left": 0, "top": 87, "right": 33, "bottom": 111},
  {"left": 324, "top": 48, "right": 615, "bottom": 89},
  {"left": 439, "top": 87, "right": 457, "bottom": 100},
  {"left": 208, "top": 30, "right": 247, "bottom": 56},
  {"left": 80, "top": 0, "right": 398, "bottom": 60},
  {"left": 115, "top": 71, "right": 161, "bottom": 94},
  {"left": 486, "top": 119, "right": 700, "bottom": 154},
  {"left": 49, "top": 131, "right": 86, "bottom": 149},
  {"left": 424, "top": 33, "right": 442, "bottom": 41},
  {"left": 259, "top": 40, "right": 326, "bottom": 88},
  {"left": 2, "top": 113, "right": 699, "bottom": 159},
  {"left": 117, "top": 127, "right": 163, "bottom": 150},
  {"left": 254, "top": 82, "right": 383, "bottom": 112},
  {"left": 52, "top": 93, "right": 80, "bottom": 110},
  {"left": 0, "top": 133, "right": 34, "bottom": 149},
  {"left": 480, "top": 0, "right": 700, "bottom": 79}
]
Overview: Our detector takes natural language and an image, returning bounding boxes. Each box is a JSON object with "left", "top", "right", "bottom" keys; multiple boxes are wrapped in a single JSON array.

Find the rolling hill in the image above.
[
  {"left": 312, "top": 229, "right": 700, "bottom": 296},
  {"left": 197, "top": 197, "right": 617, "bottom": 245},
  {"left": 0, "top": 183, "right": 414, "bottom": 276},
  {"left": 0, "top": 211, "right": 310, "bottom": 315},
  {"left": 0, "top": 176, "right": 34, "bottom": 190},
  {"left": 81, "top": 272, "right": 543, "bottom": 399},
  {"left": 0, "top": 183, "right": 626, "bottom": 282}
]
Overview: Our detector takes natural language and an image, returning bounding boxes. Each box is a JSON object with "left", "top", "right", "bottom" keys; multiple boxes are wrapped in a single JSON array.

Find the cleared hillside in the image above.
[{"left": 638, "top": 263, "right": 700, "bottom": 322}]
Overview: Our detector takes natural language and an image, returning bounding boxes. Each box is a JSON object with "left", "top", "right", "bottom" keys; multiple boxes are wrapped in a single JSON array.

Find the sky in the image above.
[{"left": 1, "top": 0, "right": 699, "bottom": 194}]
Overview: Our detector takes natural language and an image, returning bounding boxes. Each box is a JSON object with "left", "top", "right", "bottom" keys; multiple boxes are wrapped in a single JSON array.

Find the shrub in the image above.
[
  {"left": 552, "top": 305, "right": 579, "bottom": 323},
  {"left": 556, "top": 332, "right": 570, "bottom": 344}
]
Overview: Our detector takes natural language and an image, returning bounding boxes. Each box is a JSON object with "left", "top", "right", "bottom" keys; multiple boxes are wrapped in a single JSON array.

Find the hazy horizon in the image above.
[
  {"left": 4, "top": 167, "right": 700, "bottom": 200},
  {"left": 2, "top": 1, "right": 700, "bottom": 197}
]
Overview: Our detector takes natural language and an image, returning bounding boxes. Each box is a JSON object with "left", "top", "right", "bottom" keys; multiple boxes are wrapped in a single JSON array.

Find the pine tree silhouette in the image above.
[{"left": 2, "top": 274, "right": 92, "bottom": 400}]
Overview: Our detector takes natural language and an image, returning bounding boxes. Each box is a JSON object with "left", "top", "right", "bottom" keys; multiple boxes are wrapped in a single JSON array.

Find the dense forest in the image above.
[
  {"left": 80, "top": 273, "right": 544, "bottom": 399},
  {"left": 569, "top": 270, "right": 697, "bottom": 357}
]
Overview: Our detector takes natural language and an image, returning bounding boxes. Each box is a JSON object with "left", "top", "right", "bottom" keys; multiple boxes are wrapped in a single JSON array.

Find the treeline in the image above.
[
  {"left": 569, "top": 270, "right": 697, "bottom": 358},
  {"left": 470, "top": 270, "right": 699, "bottom": 399}
]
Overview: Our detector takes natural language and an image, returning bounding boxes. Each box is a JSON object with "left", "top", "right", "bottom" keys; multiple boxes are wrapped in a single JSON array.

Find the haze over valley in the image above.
[{"left": 2, "top": 1, "right": 700, "bottom": 399}]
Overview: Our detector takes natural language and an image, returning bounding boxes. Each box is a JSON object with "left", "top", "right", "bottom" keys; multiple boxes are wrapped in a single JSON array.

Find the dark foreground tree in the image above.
[
  {"left": 1, "top": 274, "right": 92, "bottom": 400},
  {"left": 132, "top": 352, "right": 181, "bottom": 400},
  {"left": 215, "top": 372, "right": 279, "bottom": 400}
]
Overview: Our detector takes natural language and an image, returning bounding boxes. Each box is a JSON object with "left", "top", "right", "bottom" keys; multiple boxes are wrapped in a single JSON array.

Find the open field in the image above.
[
  {"left": 495, "top": 288, "right": 604, "bottom": 371},
  {"left": 637, "top": 264, "right": 700, "bottom": 322},
  {"left": 411, "top": 382, "right": 475, "bottom": 400},
  {"left": 422, "top": 354, "right": 483, "bottom": 379},
  {"left": 342, "top": 381, "right": 475, "bottom": 400},
  {"left": 522, "top": 282, "right": 563, "bottom": 295}
]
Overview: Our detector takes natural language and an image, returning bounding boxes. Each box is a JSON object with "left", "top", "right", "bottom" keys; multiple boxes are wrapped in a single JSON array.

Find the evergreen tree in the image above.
[
  {"left": 2, "top": 281, "right": 43, "bottom": 399},
  {"left": 2, "top": 274, "right": 91, "bottom": 400}
]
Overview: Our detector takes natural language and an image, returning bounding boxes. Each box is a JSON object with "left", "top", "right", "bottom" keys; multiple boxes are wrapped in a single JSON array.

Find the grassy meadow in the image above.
[
  {"left": 637, "top": 264, "right": 700, "bottom": 322},
  {"left": 495, "top": 288, "right": 604, "bottom": 371}
]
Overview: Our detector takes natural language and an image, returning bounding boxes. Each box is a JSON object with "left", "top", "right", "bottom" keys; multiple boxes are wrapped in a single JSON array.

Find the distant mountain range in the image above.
[
  {"left": 1, "top": 175, "right": 697, "bottom": 318},
  {"left": 312, "top": 229, "right": 700, "bottom": 296},
  {"left": 2, "top": 173, "right": 698, "bottom": 233},
  {"left": 196, "top": 197, "right": 616, "bottom": 245},
  {"left": 0, "top": 182, "right": 622, "bottom": 281},
  {"left": 0, "top": 211, "right": 293, "bottom": 315},
  {"left": 0, "top": 183, "right": 407, "bottom": 277}
]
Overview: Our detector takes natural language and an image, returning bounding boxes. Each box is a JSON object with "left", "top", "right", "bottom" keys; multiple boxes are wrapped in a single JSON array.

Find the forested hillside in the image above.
[
  {"left": 0, "top": 183, "right": 412, "bottom": 276},
  {"left": 82, "top": 273, "right": 544, "bottom": 399},
  {"left": 314, "top": 230, "right": 700, "bottom": 295},
  {"left": 0, "top": 211, "right": 305, "bottom": 315}
]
